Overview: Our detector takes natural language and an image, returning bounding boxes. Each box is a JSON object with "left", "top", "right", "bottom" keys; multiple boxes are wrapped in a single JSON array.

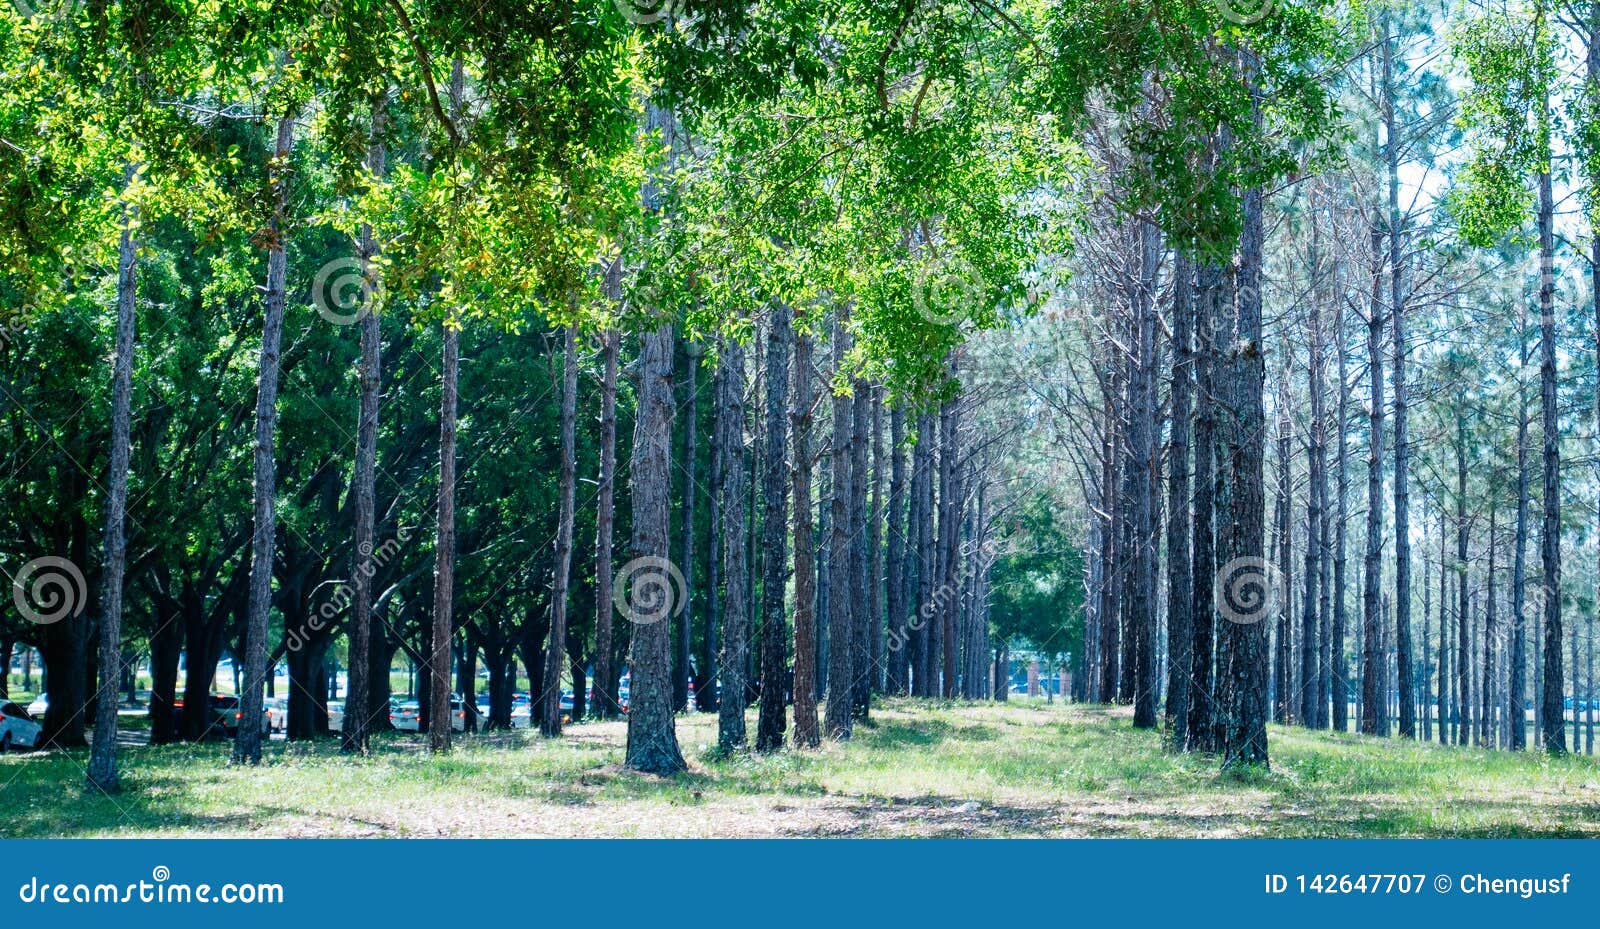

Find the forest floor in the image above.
[{"left": 4, "top": 698, "right": 1598, "bottom": 838}]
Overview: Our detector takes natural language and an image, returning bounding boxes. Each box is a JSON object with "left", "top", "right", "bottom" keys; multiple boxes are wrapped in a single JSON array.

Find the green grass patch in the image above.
[{"left": 2, "top": 700, "right": 1596, "bottom": 838}]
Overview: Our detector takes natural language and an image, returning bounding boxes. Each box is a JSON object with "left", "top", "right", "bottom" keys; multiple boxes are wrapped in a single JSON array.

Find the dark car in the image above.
[{"left": 169, "top": 694, "right": 255, "bottom": 740}]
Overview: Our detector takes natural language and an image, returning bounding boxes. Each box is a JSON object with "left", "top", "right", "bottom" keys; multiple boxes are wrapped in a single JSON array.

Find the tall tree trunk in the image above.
[
  {"left": 702, "top": 358, "right": 724, "bottom": 712},
  {"left": 593, "top": 327, "right": 621, "bottom": 718},
  {"left": 430, "top": 317, "right": 459, "bottom": 754},
  {"left": 1589, "top": 15, "right": 1600, "bottom": 755},
  {"left": 886, "top": 403, "right": 909, "bottom": 695},
  {"left": 1482, "top": 503, "right": 1498, "bottom": 747},
  {"left": 869, "top": 387, "right": 886, "bottom": 693},
  {"left": 1130, "top": 223, "right": 1160, "bottom": 728},
  {"left": 1301, "top": 254, "right": 1326, "bottom": 729},
  {"left": 1427, "top": 514, "right": 1440, "bottom": 738},
  {"left": 1383, "top": 21, "right": 1416, "bottom": 740},
  {"left": 428, "top": 61, "right": 467, "bottom": 756},
  {"left": 541, "top": 326, "right": 579, "bottom": 737},
  {"left": 1165, "top": 254, "right": 1194, "bottom": 747},
  {"left": 824, "top": 313, "right": 855, "bottom": 739},
  {"left": 235, "top": 112, "right": 296, "bottom": 766},
  {"left": 1504, "top": 340, "right": 1529, "bottom": 745},
  {"left": 1456, "top": 407, "right": 1471, "bottom": 746},
  {"left": 624, "top": 322, "right": 687, "bottom": 773},
  {"left": 939, "top": 382, "right": 962, "bottom": 700},
  {"left": 343, "top": 96, "right": 386, "bottom": 754},
  {"left": 756, "top": 304, "right": 792, "bottom": 751},
  {"left": 1217, "top": 102, "right": 1270, "bottom": 767},
  {"left": 791, "top": 327, "right": 820, "bottom": 748},
  {"left": 915, "top": 411, "right": 938, "bottom": 697},
  {"left": 88, "top": 169, "right": 140, "bottom": 790},
  {"left": 716, "top": 338, "right": 749, "bottom": 751},
  {"left": 676, "top": 342, "right": 700, "bottom": 712},
  {"left": 1185, "top": 259, "right": 1222, "bottom": 751},
  {"left": 1361, "top": 228, "right": 1386, "bottom": 737},
  {"left": 1538, "top": 163, "right": 1565, "bottom": 753},
  {"left": 850, "top": 381, "right": 872, "bottom": 719},
  {"left": 1332, "top": 286, "right": 1350, "bottom": 732},
  {"left": 1273, "top": 389, "right": 1292, "bottom": 724}
]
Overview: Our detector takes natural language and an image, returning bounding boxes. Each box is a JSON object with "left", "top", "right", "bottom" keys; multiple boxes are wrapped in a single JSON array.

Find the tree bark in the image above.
[
  {"left": 1130, "top": 222, "right": 1160, "bottom": 728},
  {"left": 1482, "top": 503, "right": 1498, "bottom": 747},
  {"left": 624, "top": 322, "right": 687, "bottom": 773},
  {"left": 1185, "top": 258, "right": 1223, "bottom": 751},
  {"left": 849, "top": 380, "right": 872, "bottom": 719},
  {"left": 593, "top": 327, "right": 621, "bottom": 718},
  {"left": 235, "top": 112, "right": 297, "bottom": 766},
  {"left": 676, "top": 341, "right": 700, "bottom": 712},
  {"left": 869, "top": 386, "right": 886, "bottom": 693},
  {"left": 1536, "top": 163, "right": 1566, "bottom": 751},
  {"left": 1383, "top": 22, "right": 1416, "bottom": 740},
  {"left": 716, "top": 337, "right": 749, "bottom": 751},
  {"left": 790, "top": 327, "right": 820, "bottom": 748},
  {"left": 88, "top": 168, "right": 140, "bottom": 791},
  {"left": 1456, "top": 407, "right": 1471, "bottom": 746},
  {"left": 1217, "top": 103, "right": 1270, "bottom": 768},
  {"left": 756, "top": 304, "right": 793, "bottom": 751},
  {"left": 1301, "top": 249, "right": 1326, "bottom": 729},
  {"left": 914, "top": 411, "right": 938, "bottom": 697},
  {"left": 1165, "top": 253, "right": 1193, "bottom": 746},
  {"left": 1361, "top": 227, "right": 1386, "bottom": 738},
  {"left": 429, "top": 318, "right": 459, "bottom": 754},
  {"left": 824, "top": 312, "right": 855, "bottom": 739},
  {"left": 343, "top": 96, "right": 386, "bottom": 754},
  {"left": 886, "top": 403, "right": 909, "bottom": 695},
  {"left": 542, "top": 326, "right": 579, "bottom": 737}
]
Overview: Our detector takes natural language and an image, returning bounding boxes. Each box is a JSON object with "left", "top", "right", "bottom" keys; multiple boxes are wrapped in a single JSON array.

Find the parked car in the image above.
[
  {"left": 391, "top": 700, "right": 422, "bottom": 731},
  {"left": 264, "top": 697, "right": 288, "bottom": 733},
  {"left": 173, "top": 694, "right": 254, "bottom": 739},
  {"left": 326, "top": 701, "right": 345, "bottom": 733},
  {"left": 390, "top": 698, "right": 467, "bottom": 732},
  {"left": 0, "top": 702, "right": 42, "bottom": 751},
  {"left": 25, "top": 695, "right": 47, "bottom": 718}
]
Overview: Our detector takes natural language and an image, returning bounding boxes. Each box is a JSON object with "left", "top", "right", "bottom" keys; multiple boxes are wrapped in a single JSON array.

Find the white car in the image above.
[
  {"left": 264, "top": 697, "right": 288, "bottom": 733},
  {"left": 391, "top": 699, "right": 466, "bottom": 732},
  {"left": 474, "top": 699, "right": 532, "bottom": 729},
  {"left": 0, "top": 701, "right": 42, "bottom": 751},
  {"left": 326, "top": 701, "right": 344, "bottom": 733},
  {"left": 25, "top": 695, "right": 47, "bottom": 718}
]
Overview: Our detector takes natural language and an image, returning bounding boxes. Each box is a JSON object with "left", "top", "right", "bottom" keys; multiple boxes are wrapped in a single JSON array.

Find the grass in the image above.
[{"left": 2, "top": 699, "right": 1598, "bottom": 838}]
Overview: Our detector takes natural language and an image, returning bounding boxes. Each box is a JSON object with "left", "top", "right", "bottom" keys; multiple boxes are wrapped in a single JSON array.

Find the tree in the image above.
[
  {"left": 756, "top": 303, "right": 792, "bottom": 751},
  {"left": 541, "top": 326, "right": 579, "bottom": 737}
]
